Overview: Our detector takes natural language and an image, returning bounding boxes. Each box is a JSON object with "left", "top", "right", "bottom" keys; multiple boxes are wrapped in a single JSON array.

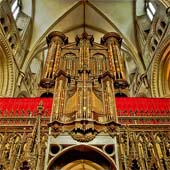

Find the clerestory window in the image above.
[
  {"left": 145, "top": 1, "right": 156, "bottom": 21},
  {"left": 11, "top": 0, "right": 20, "bottom": 19}
]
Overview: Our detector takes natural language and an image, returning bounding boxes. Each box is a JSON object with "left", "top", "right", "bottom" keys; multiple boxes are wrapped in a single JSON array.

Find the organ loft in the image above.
[{"left": 0, "top": 0, "right": 170, "bottom": 170}]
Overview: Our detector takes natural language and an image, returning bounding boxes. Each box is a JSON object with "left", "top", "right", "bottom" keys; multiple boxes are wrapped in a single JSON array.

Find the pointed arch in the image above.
[
  {"left": 47, "top": 144, "right": 117, "bottom": 170},
  {"left": 61, "top": 159, "right": 105, "bottom": 170},
  {"left": 151, "top": 36, "right": 170, "bottom": 97},
  {"left": 0, "top": 34, "right": 15, "bottom": 97}
]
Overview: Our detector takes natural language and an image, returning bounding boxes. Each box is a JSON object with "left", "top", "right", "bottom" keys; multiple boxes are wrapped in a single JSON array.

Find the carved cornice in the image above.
[
  {"left": 101, "top": 32, "right": 122, "bottom": 46},
  {"left": 49, "top": 119, "right": 121, "bottom": 142},
  {"left": 46, "top": 31, "right": 68, "bottom": 46}
]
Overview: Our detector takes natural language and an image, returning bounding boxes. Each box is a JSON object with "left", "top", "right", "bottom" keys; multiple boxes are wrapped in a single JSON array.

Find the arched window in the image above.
[
  {"left": 145, "top": 1, "right": 156, "bottom": 21},
  {"left": 11, "top": 0, "right": 21, "bottom": 19}
]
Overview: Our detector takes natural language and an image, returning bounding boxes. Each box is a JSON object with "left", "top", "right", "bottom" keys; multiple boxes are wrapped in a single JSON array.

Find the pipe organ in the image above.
[
  {"left": 0, "top": 31, "right": 169, "bottom": 170},
  {"left": 39, "top": 31, "right": 130, "bottom": 170},
  {"left": 40, "top": 31, "right": 129, "bottom": 142}
]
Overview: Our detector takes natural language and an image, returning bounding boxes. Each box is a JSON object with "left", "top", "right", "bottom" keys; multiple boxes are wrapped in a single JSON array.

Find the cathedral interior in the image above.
[{"left": 0, "top": 0, "right": 170, "bottom": 169}]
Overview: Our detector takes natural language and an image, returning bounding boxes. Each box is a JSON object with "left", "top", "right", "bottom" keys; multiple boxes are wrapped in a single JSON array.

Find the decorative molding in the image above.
[
  {"left": 0, "top": 33, "right": 15, "bottom": 97},
  {"left": 151, "top": 36, "right": 170, "bottom": 97}
]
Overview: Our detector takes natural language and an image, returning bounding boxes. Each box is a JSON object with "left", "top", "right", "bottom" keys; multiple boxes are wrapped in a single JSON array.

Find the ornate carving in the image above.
[
  {"left": 117, "top": 129, "right": 170, "bottom": 170},
  {"left": 39, "top": 78, "right": 55, "bottom": 88},
  {"left": 70, "top": 129, "right": 98, "bottom": 142},
  {"left": 114, "top": 79, "right": 129, "bottom": 89},
  {"left": 151, "top": 36, "right": 170, "bottom": 97},
  {"left": 49, "top": 119, "right": 120, "bottom": 142},
  {"left": 0, "top": 33, "right": 15, "bottom": 97}
]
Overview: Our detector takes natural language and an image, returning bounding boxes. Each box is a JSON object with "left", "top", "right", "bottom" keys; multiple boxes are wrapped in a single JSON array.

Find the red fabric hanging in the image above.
[
  {"left": 0, "top": 98, "right": 53, "bottom": 116},
  {"left": 116, "top": 97, "right": 170, "bottom": 116},
  {"left": 0, "top": 97, "right": 169, "bottom": 125}
]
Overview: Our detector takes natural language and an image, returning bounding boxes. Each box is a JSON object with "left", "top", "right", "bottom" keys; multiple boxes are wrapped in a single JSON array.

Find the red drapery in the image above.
[
  {"left": 116, "top": 97, "right": 170, "bottom": 116},
  {"left": 0, "top": 98, "right": 53, "bottom": 116},
  {"left": 0, "top": 97, "right": 169, "bottom": 124}
]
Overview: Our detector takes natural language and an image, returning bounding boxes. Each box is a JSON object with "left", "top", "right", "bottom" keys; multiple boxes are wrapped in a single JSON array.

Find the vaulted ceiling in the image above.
[
  {"left": 22, "top": 0, "right": 138, "bottom": 50},
  {"left": 21, "top": 0, "right": 147, "bottom": 73}
]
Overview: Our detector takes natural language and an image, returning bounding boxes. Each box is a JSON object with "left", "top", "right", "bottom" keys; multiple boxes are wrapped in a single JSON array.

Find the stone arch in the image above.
[
  {"left": 47, "top": 144, "right": 117, "bottom": 170},
  {"left": 0, "top": 34, "right": 15, "bottom": 97},
  {"left": 151, "top": 36, "right": 170, "bottom": 97},
  {"left": 115, "top": 92, "right": 127, "bottom": 97},
  {"left": 40, "top": 92, "right": 53, "bottom": 98},
  {"left": 61, "top": 160, "right": 105, "bottom": 170}
]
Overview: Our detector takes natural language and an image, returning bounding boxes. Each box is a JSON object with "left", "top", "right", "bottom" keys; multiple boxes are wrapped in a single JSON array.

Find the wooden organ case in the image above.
[{"left": 40, "top": 31, "right": 129, "bottom": 170}]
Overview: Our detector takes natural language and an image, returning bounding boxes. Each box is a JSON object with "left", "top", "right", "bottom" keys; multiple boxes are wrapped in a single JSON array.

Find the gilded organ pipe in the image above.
[
  {"left": 54, "top": 79, "right": 63, "bottom": 120},
  {"left": 52, "top": 43, "right": 61, "bottom": 78},
  {"left": 113, "top": 43, "right": 121, "bottom": 79},
  {"left": 108, "top": 42, "right": 116, "bottom": 77},
  {"left": 39, "top": 31, "right": 67, "bottom": 89},
  {"left": 115, "top": 44, "right": 126, "bottom": 80},
  {"left": 44, "top": 40, "right": 57, "bottom": 79},
  {"left": 101, "top": 32, "right": 129, "bottom": 90}
]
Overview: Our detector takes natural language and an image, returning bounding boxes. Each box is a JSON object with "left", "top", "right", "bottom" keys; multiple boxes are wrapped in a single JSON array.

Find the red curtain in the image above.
[
  {"left": 0, "top": 97, "right": 169, "bottom": 125},
  {"left": 116, "top": 97, "right": 170, "bottom": 116},
  {"left": 0, "top": 98, "right": 53, "bottom": 116}
]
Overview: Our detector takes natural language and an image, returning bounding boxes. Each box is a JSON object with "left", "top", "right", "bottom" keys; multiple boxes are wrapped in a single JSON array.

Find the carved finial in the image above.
[
  {"left": 38, "top": 101, "right": 44, "bottom": 116},
  {"left": 82, "top": 31, "right": 88, "bottom": 39}
]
